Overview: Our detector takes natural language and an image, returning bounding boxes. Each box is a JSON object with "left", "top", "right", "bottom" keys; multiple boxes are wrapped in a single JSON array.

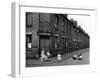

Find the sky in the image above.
[{"left": 68, "top": 15, "right": 90, "bottom": 35}]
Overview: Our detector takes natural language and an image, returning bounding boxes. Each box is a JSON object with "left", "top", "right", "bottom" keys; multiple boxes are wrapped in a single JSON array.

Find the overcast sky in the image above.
[{"left": 68, "top": 15, "right": 90, "bottom": 35}]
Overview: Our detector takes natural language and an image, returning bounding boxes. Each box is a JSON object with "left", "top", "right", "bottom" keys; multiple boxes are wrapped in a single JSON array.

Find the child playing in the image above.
[
  {"left": 57, "top": 53, "right": 62, "bottom": 63},
  {"left": 46, "top": 50, "right": 51, "bottom": 57},
  {"left": 40, "top": 48, "right": 47, "bottom": 62}
]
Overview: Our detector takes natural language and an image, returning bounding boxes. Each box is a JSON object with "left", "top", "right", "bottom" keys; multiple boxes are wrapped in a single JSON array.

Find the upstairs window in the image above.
[
  {"left": 62, "top": 36, "right": 65, "bottom": 46},
  {"left": 26, "top": 13, "right": 32, "bottom": 27},
  {"left": 55, "top": 34, "right": 59, "bottom": 48},
  {"left": 26, "top": 33, "right": 32, "bottom": 49},
  {"left": 65, "top": 37, "right": 67, "bottom": 47},
  {"left": 54, "top": 15, "right": 59, "bottom": 27},
  {"left": 62, "top": 20, "right": 65, "bottom": 30}
]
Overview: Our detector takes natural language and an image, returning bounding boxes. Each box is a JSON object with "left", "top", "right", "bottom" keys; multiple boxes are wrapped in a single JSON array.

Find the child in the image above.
[
  {"left": 40, "top": 48, "right": 45, "bottom": 62},
  {"left": 57, "top": 53, "right": 62, "bottom": 63},
  {"left": 40, "top": 48, "right": 47, "bottom": 62},
  {"left": 46, "top": 50, "right": 51, "bottom": 57}
]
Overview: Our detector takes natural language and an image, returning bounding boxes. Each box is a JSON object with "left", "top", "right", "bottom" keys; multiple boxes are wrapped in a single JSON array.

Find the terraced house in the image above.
[{"left": 26, "top": 12, "right": 89, "bottom": 59}]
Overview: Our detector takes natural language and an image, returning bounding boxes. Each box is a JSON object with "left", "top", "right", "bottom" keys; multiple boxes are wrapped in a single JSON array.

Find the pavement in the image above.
[{"left": 26, "top": 48, "right": 89, "bottom": 67}]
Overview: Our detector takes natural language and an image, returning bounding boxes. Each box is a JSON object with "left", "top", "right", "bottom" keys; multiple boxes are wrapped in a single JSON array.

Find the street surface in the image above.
[{"left": 26, "top": 48, "right": 89, "bottom": 67}]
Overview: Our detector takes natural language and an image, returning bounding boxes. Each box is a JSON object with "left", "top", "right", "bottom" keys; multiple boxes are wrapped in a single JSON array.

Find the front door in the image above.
[{"left": 39, "top": 35, "right": 50, "bottom": 53}]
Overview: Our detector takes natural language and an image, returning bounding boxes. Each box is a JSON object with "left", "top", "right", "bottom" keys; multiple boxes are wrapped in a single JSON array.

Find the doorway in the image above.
[{"left": 39, "top": 35, "right": 51, "bottom": 54}]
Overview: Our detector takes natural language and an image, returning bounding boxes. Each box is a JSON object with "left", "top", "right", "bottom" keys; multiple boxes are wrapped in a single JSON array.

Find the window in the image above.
[
  {"left": 55, "top": 34, "right": 59, "bottom": 48},
  {"left": 26, "top": 13, "right": 32, "bottom": 27},
  {"left": 62, "top": 36, "right": 65, "bottom": 46},
  {"left": 54, "top": 16, "right": 59, "bottom": 27},
  {"left": 75, "top": 29, "right": 77, "bottom": 39},
  {"left": 77, "top": 30, "right": 79, "bottom": 39},
  {"left": 65, "top": 37, "right": 67, "bottom": 47},
  {"left": 62, "top": 20, "right": 65, "bottom": 30},
  {"left": 69, "top": 24, "right": 72, "bottom": 36},
  {"left": 26, "top": 33, "right": 32, "bottom": 49}
]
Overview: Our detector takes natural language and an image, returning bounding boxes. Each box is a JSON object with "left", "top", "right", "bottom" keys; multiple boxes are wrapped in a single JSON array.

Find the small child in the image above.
[
  {"left": 40, "top": 49, "right": 45, "bottom": 62},
  {"left": 57, "top": 53, "right": 62, "bottom": 63},
  {"left": 40, "top": 48, "right": 47, "bottom": 62},
  {"left": 46, "top": 50, "right": 51, "bottom": 57}
]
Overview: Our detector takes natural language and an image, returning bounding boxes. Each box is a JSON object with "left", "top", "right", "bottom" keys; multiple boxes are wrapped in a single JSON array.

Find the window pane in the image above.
[
  {"left": 55, "top": 35, "right": 59, "bottom": 48},
  {"left": 62, "top": 20, "right": 65, "bottom": 30},
  {"left": 55, "top": 16, "right": 59, "bottom": 27},
  {"left": 26, "top": 34, "right": 32, "bottom": 48}
]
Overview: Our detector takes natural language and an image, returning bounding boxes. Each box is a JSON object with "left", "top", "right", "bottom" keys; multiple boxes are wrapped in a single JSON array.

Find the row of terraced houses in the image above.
[{"left": 26, "top": 12, "right": 89, "bottom": 59}]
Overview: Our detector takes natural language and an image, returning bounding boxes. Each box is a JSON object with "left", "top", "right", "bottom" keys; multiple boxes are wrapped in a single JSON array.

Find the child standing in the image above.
[
  {"left": 40, "top": 48, "right": 47, "bottom": 62},
  {"left": 40, "top": 48, "right": 45, "bottom": 62},
  {"left": 57, "top": 53, "right": 62, "bottom": 63}
]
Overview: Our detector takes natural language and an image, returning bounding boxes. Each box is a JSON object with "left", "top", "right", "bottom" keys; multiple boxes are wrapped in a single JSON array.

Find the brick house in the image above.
[{"left": 26, "top": 12, "right": 89, "bottom": 59}]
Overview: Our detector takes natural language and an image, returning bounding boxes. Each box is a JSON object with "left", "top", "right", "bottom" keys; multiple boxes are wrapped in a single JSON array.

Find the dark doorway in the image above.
[{"left": 39, "top": 35, "right": 51, "bottom": 55}]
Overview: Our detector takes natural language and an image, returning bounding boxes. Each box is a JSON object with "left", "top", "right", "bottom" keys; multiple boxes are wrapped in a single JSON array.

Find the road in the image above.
[{"left": 26, "top": 48, "right": 89, "bottom": 67}]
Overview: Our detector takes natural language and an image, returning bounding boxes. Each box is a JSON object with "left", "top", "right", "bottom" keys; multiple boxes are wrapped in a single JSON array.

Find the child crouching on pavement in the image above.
[
  {"left": 46, "top": 50, "right": 51, "bottom": 57},
  {"left": 57, "top": 53, "right": 62, "bottom": 63}
]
